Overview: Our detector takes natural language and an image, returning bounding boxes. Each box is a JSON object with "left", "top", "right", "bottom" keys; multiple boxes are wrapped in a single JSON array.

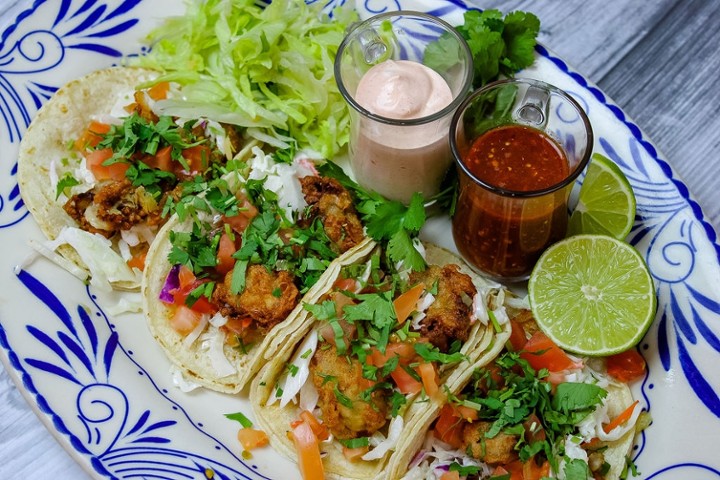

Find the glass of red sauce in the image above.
[{"left": 450, "top": 78, "right": 593, "bottom": 282}]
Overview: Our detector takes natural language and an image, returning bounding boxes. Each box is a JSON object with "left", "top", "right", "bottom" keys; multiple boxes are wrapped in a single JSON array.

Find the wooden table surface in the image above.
[{"left": 1, "top": 0, "right": 719, "bottom": 478}]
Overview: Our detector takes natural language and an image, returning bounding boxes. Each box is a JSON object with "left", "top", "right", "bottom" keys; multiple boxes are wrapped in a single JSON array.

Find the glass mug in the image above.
[
  {"left": 450, "top": 78, "right": 593, "bottom": 282},
  {"left": 335, "top": 11, "right": 473, "bottom": 204}
]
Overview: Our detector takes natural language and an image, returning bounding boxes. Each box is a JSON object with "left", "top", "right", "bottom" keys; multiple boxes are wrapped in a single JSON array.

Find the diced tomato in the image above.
[
  {"left": 507, "top": 319, "right": 528, "bottom": 352},
  {"left": 142, "top": 145, "right": 173, "bottom": 172},
  {"left": 490, "top": 466, "right": 510, "bottom": 478},
  {"left": 503, "top": 460, "right": 524, "bottom": 480},
  {"left": 342, "top": 445, "right": 369, "bottom": 462},
  {"left": 74, "top": 120, "right": 110, "bottom": 150},
  {"left": 331, "top": 291, "right": 356, "bottom": 317},
  {"left": 333, "top": 277, "right": 359, "bottom": 293},
  {"left": 522, "top": 456, "right": 551, "bottom": 480},
  {"left": 455, "top": 405, "right": 479, "bottom": 422},
  {"left": 391, "top": 365, "right": 422, "bottom": 395},
  {"left": 170, "top": 305, "right": 203, "bottom": 336},
  {"left": 216, "top": 232, "right": 237, "bottom": 276},
  {"left": 319, "top": 317, "right": 356, "bottom": 349},
  {"left": 147, "top": 81, "right": 170, "bottom": 101},
  {"left": 223, "top": 199, "right": 259, "bottom": 235},
  {"left": 393, "top": 282, "right": 425, "bottom": 324},
  {"left": 223, "top": 317, "right": 252, "bottom": 336},
  {"left": 417, "top": 362, "right": 441, "bottom": 399},
  {"left": 434, "top": 404, "right": 465, "bottom": 449},
  {"left": 171, "top": 268, "right": 218, "bottom": 317},
  {"left": 369, "top": 342, "right": 416, "bottom": 368},
  {"left": 182, "top": 145, "right": 212, "bottom": 174},
  {"left": 177, "top": 264, "right": 196, "bottom": 289},
  {"left": 520, "top": 331, "right": 581, "bottom": 373},
  {"left": 606, "top": 349, "right": 646, "bottom": 383},
  {"left": 237, "top": 427, "right": 269, "bottom": 451},
  {"left": 127, "top": 251, "right": 147, "bottom": 271},
  {"left": 86, "top": 148, "right": 129, "bottom": 181},
  {"left": 440, "top": 471, "right": 460, "bottom": 480},
  {"left": 299, "top": 411, "right": 330, "bottom": 441},
  {"left": 291, "top": 420, "right": 325, "bottom": 480}
]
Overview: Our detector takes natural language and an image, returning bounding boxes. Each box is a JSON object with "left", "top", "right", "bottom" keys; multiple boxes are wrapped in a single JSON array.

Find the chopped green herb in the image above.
[
  {"left": 337, "top": 437, "right": 369, "bottom": 449},
  {"left": 414, "top": 342, "right": 467, "bottom": 365},
  {"left": 55, "top": 172, "right": 80, "bottom": 199},
  {"left": 224, "top": 411, "right": 253, "bottom": 428}
]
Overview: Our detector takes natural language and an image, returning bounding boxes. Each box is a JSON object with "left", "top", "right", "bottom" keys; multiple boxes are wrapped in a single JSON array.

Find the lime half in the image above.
[
  {"left": 528, "top": 234, "right": 656, "bottom": 356},
  {"left": 568, "top": 153, "right": 636, "bottom": 240}
]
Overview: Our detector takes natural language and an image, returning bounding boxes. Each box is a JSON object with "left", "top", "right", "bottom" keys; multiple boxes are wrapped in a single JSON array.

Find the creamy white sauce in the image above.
[
  {"left": 355, "top": 60, "right": 452, "bottom": 120},
  {"left": 351, "top": 60, "right": 454, "bottom": 203}
]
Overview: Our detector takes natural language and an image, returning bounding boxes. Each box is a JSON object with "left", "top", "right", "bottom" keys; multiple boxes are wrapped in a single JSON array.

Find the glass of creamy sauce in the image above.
[
  {"left": 335, "top": 11, "right": 473, "bottom": 204},
  {"left": 450, "top": 78, "right": 594, "bottom": 282}
]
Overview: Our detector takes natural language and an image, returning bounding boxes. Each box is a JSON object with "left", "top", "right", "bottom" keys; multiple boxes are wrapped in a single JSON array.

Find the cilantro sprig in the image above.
[
  {"left": 317, "top": 161, "right": 427, "bottom": 271},
  {"left": 96, "top": 113, "right": 204, "bottom": 168},
  {"left": 426, "top": 9, "right": 540, "bottom": 89}
]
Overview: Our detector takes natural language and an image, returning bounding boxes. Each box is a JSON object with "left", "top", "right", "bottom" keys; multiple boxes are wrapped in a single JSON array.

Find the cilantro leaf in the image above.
[
  {"left": 317, "top": 161, "right": 427, "bottom": 272},
  {"left": 338, "top": 437, "right": 369, "bottom": 448},
  {"left": 552, "top": 382, "right": 607, "bottom": 414},
  {"left": 55, "top": 172, "right": 80, "bottom": 199},
  {"left": 414, "top": 342, "right": 467, "bottom": 365},
  {"left": 442, "top": 9, "right": 540, "bottom": 89},
  {"left": 224, "top": 411, "right": 253, "bottom": 428},
  {"left": 564, "top": 458, "right": 591, "bottom": 480}
]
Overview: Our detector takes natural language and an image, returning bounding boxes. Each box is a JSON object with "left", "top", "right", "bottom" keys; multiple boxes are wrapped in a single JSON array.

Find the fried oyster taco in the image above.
[
  {"left": 393, "top": 310, "right": 645, "bottom": 480},
  {"left": 18, "top": 66, "right": 244, "bottom": 291},
  {"left": 142, "top": 146, "right": 370, "bottom": 393},
  {"left": 250, "top": 238, "right": 515, "bottom": 480}
]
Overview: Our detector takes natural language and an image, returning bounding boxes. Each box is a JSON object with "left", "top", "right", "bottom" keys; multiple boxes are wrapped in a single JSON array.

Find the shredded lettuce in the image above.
[{"left": 134, "top": 0, "right": 357, "bottom": 158}]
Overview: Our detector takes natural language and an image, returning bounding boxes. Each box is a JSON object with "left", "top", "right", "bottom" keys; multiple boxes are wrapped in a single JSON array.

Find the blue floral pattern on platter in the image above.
[{"left": 0, "top": 1, "right": 719, "bottom": 479}]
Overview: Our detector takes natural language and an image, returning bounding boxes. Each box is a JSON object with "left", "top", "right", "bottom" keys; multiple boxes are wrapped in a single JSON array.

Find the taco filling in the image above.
[
  {"left": 403, "top": 312, "right": 648, "bottom": 480},
  {"left": 267, "top": 244, "right": 507, "bottom": 465},
  {"left": 151, "top": 147, "right": 366, "bottom": 386},
  {"left": 55, "top": 81, "right": 243, "bottom": 268}
]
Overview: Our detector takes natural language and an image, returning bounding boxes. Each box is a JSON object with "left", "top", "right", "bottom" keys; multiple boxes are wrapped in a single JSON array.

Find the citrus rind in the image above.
[{"left": 528, "top": 234, "right": 656, "bottom": 356}]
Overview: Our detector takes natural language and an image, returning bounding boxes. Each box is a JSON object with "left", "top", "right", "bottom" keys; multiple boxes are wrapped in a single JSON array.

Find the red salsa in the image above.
[
  {"left": 453, "top": 125, "right": 571, "bottom": 280},
  {"left": 465, "top": 125, "right": 568, "bottom": 191}
]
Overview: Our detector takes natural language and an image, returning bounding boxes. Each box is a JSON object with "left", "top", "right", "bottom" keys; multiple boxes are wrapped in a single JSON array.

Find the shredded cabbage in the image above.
[
  {"left": 45, "top": 227, "right": 140, "bottom": 291},
  {"left": 269, "top": 329, "right": 319, "bottom": 408},
  {"left": 198, "top": 325, "right": 237, "bottom": 378},
  {"left": 134, "top": 0, "right": 357, "bottom": 158},
  {"left": 362, "top": 415, "right": 404, "bottom": 461}
]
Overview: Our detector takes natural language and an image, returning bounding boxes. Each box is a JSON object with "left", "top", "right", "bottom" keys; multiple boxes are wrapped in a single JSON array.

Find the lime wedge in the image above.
[
  {"left": 568, "top": 153, "right": 636, "bottom": 240},
  {"left": 528, "top": 234, "right": 656, "bottom": 356}
]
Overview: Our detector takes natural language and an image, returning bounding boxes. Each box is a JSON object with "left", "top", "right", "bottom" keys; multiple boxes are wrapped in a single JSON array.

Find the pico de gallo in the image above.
[{"left": 402, "top": 312, "right": 649, "bottom": 480}]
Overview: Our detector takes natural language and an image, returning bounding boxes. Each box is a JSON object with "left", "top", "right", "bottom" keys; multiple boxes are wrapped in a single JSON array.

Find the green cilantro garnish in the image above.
[
  {"left": 224, "top": 411, "right": 253, "bottom": 428},
  {"left": 186, "top": 281, "right": 214, "bottom": 308},
  {"left": 167, "top": 223, "right": 220, "bottom": 274},
  {"left": 55, "top": 172, "right": 80, "bottom": 199},
  {"left": 389, "top": 391, "right": 407, "bottom": 417},
  {"left": 414, "top": 342, "right": 467, "bottom": 365},
  {"left": 96, "top": 112, "right": 204, "bottom": 167},
  {"left": 333, "top": 385, "right": 353, "bottom": 408},
  {"left": 337, "top": 437, "right": 369, "bottom": 449},
  {"left": 317, "top": 161, "right": 427, "bottom": 271},
  {"left": 432, "top": 9, "right": 540, "bottom": 89},
  {"left": 449, "top": 463, "right": 483, "bottom": 476},
  {"left": 125, "top": 161, "right": 177, "bottom": 198},
  {"left": 463, "top": 351, "right": 608, "bottom": 475}
]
